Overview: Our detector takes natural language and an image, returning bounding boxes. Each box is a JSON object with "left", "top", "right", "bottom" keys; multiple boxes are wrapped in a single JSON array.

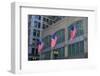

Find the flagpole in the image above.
[
  {"left": 39, "top": 52, "right": 41, "bottom": 60},
  {"left": 51, "top": 47, "right": 53, "bottom": 60}
]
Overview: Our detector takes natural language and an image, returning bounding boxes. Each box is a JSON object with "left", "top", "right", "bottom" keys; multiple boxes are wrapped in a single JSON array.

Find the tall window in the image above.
[
  {"left": 37, "top": 30, "right": 40, "bottom": 37},
  {"left": 68, "top": 41, "right": 84, "bottom": 58},
  {"left": 34, "top": 21, "right": 37, "bottom": 28},
  {"left": 38, "top": 16, "right": 41, "bottom": 20},
  {"left": 33, "top": 29, "right": 36, "bottom": 36},
  {"left": 43, "top": 51, "right": 51, "bottom": 60},
  {"left": 42, "top": 24, "right": 45, "bottom": 29},
  {"left": 43, "top": 35, "right": 51, "bottom": 49},
  {"left": 33, "top": 29, "right": 40, "bottom": 37},
  {"left": 32, "top": 48, "right": 35, "bottom": 55},
  {"left": 38, "top": 22, "right": 41, "bottom": 28},
  {"left": 34, "top": 21, "right": 41, "bottom": 28},
  {"left": 56, "top": 29, "right": 65, "bottom": 44}
]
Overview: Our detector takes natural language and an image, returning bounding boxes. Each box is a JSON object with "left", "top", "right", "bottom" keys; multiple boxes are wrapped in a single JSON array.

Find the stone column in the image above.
[
  {"left": 64, "top": 26, "right": 68, "bottom": 58},
  {"left": 83, "top": 18, "right": 88, "bottom": 57}
]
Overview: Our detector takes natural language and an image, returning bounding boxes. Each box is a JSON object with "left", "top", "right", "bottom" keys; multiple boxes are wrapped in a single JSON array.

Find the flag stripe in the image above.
[
  {"left": 37, "top": 39, "right": 44, "bottom": 53},
  {"left": 51, "top": 33, "right": 57, "bottom": 48},
  {"left": 70, "top": 25, "right": 77, "bottom": 41}
]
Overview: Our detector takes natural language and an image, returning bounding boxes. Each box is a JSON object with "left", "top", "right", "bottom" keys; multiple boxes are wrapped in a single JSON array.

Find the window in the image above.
[
  {"left": 37, "top": 30, "right": 40, "bottom": 37},
  {"left": 75, "top": 42, "right": 78, "bottom": 56},
  {"left": 46, "top": 18, "right": 49, "bottom": 22},
  {"left": 38, "top": 22, "right": 41, "bottom": 28},
  {"left": 32, "top": 48, "right": 35, "bottom": 55},
  {"left": 43, "top": 18, "right": 46, "bottom": 21},
  {"left": 43, "top": 51, "right": 51, "bottom": 60},
  {"left": 79, "top": 41, "right": 84, "bottom": 54},
  {"left": 38, "top": 16, "right": 41, "bottom": 20},
  {"left": 33, "top": 29, "right": 36, "bottom": 36},
  {"left": 34, "top": 21, "right": 37, "bottom": 27},
  {"left": 33, "top": 29, "right": 40, "bottom": 37},
  {"left": 32, "top": 42, "right": 35, "bottom": 47},
  {"left": 34, "top": 21, "right": 41, "bottom": 28},
  {"left": 33, "top": 38, "right": 36, "bottom": 41},
  {"left": 43, "top": 24, "right": 48, "bottom": 29},
  {"left": 49, "top": 20, "right": 52, "bottom": 25},
  {"left": 56, "top": 29, "right": 65, "bottom": 44},
  {"left": 42, "top": 24, "right": 45, "bottom": 29},
  {"left": 68, "top": 41, "right": 84, "bottom": 58},
  {"left": 43, "top": 35, "right": 51, "bottom": 49}
]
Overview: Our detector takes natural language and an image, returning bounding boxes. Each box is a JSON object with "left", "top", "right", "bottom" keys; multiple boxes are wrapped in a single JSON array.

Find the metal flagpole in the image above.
[
  {"left": 51, "top": 47, "right": 53, "bottom": 60},
  {"left": 39, "top": 52, "right": 41, "bottom": 60}
]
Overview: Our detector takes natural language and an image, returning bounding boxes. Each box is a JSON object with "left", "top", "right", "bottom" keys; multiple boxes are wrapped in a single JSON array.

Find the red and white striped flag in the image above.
[
  {"left": 70, "top": 25, "right": 77, "bottom": 41},
  {"left": 37, "top": 38, "right": 44, "bottom": 53},
  {"left": 51, "top": 33, "right": 57, "bottom": 48}
]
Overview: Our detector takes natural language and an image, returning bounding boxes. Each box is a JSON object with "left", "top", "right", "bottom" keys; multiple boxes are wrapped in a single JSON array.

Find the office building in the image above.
[{"left": 28, "top": 15, "right": 88, "bottom": 60}]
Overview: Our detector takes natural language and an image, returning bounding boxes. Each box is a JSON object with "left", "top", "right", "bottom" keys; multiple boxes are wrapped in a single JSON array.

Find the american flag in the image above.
[
  {"left": 37, "top": 38, "right": 44, "bottom": 53},
  {"left": 70, "top": 25, "right": 77, "bottom": 41},
  {"left": 51, "top": 33, "right": 57, "bottom": 48}
]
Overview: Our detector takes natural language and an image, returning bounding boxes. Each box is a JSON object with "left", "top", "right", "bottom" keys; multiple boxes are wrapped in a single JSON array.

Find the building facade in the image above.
[
  {"left": 28, "top": 15, "right": 88, "bottom": 60},
  {"left": 41, "top": 16, "right": 88, "bottom": 60},
  {"left": 28, "top": 15, "right": 64, "bottom": 60},
  {"left": 28, "top": 15, "right": 43, "bottom": 60}
]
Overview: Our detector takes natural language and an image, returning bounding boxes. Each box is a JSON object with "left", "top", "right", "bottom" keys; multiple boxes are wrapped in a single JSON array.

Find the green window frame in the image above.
[
  {"left": 68, "top": 41, "right": 84, "bottom": 58},
  {"left": 43, "top": 35, "right": 51, "bottom": 49},
  {"left": 43, "top": 51, "right": 51, "bottom": 60},
  {"left": 56, "top": 29, "right": 65, "bottom": 44}
]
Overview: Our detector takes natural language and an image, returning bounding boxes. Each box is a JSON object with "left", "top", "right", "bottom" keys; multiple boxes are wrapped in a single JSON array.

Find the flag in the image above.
[
  {"left": 70, "top": 25, "right": 77, "bottom": 41},
  {"left": 37, "top": 38, "right": 44, "bottom": 53},
  {"left": 51, "top": 33, "right": 57, "bottom": 48}
]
